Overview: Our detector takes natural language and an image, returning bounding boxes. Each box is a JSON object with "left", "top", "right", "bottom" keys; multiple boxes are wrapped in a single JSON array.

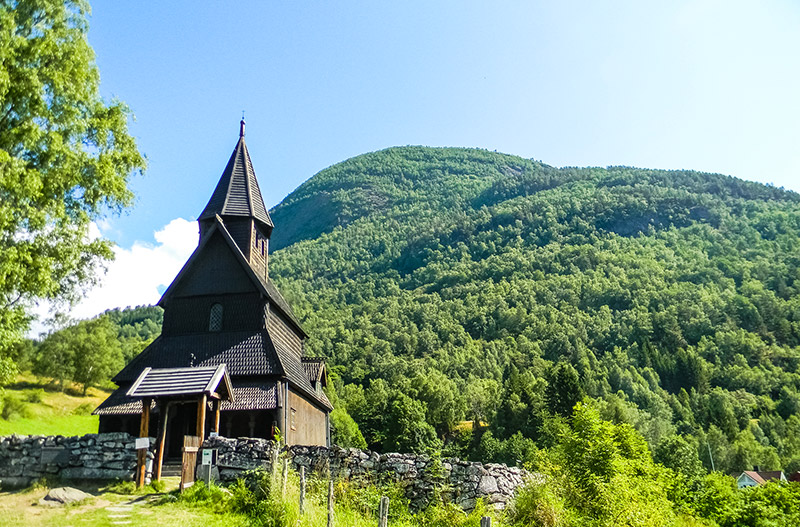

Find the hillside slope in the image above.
[{"left": 268, "top": 146, "right": 800, "bottom": 470}]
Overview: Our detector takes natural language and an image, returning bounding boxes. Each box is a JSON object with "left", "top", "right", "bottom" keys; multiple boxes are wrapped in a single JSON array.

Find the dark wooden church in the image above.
[{"left": 95, "top": 121, "right": 332, "bottom": 456}]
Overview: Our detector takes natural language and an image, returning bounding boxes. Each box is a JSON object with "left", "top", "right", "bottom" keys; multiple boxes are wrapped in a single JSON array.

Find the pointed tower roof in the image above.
[{"left": 198, "top": 120, "right": 273, "bottom": 231}]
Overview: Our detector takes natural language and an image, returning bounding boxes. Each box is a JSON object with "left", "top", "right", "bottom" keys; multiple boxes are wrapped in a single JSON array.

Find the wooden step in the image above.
[{"left": 160, "top": 463, "right": 182, "bottom": 477}]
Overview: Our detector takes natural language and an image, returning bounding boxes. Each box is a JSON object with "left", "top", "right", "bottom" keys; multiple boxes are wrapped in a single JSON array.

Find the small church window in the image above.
[{"left": 209, "top": 303, "right": 223, "bottom": 332}]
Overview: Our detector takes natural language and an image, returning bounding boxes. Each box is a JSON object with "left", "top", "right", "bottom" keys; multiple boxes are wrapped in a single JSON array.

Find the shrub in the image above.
[
  {"left": 24, "top": 389, "right": 44, "bottom": 403},
  {"left": 1, "top": 394, "right": 29, "bottom": 420},
  {"left": 72, "top": 402, "right": 95, "bottom": 415}
]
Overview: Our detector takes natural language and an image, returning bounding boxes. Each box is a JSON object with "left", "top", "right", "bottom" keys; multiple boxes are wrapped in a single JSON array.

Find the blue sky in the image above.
[{"left": 45, "top": 0, "right": 800, "bottom": 323}]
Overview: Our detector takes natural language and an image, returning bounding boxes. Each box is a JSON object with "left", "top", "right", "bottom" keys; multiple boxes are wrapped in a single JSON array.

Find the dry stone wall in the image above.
[
  {"left": 0, "top": 432, "right": 530, "bottom": 511},
  {"left": 205, "top": 436, "right": 528, "bottom": 510},
  {"left": 0, "top": 433, "right": 144, "bottom": 488}
]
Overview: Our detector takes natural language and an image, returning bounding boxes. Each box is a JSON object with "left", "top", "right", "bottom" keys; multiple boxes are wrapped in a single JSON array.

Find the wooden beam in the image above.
[
  {"left": 213, "top": 399, "right": 221, "bottom": 434},
  {"left": 196, "top": 394, "right": 207, "bottom": 439},
  {"left": 154, "top": 401, "right": 170, "bottom": 481},
  {"left": 136, "top": 398, "right": 151, "bottom": 488}
]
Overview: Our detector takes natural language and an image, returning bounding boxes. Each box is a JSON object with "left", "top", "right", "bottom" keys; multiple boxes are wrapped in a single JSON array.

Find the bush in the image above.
[
  {"left": 1, "top": 394, "right": 29, "bottom": 420},
  {"left": 507, "top": 478, "right": 571, "bottom": 527},
  {"left": 24, "top": 389, "right": 44, "bottom": 403},
  {"left": 149, "top": 479, "right": 167, "bottom": 493},
  {"left": 72, "top": 402, "right": 95, "bottom": 415}
]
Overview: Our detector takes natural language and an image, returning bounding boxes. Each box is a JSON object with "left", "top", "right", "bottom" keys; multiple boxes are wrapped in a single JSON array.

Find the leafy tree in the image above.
[
  {"left": 382, "top": 392, "right": 440, "bottom": 453},
  {"left": 34, "top": 324, "right": 75, "bottom": 390},
  {"left": 654, "top": 434, "right": 704, "bottom": 479},
  {"left": 492, "top": 366, "right": 547, "bottom": 440},
  {"left": 0, "top": 0, "right": 145, "bottom": 352},
  {"left": 34, "top": 315, "right": 122, "bottom": 394},
  {"left": 69, "top": 317, "right": 122, "bottom": 395},
  {"left": 0, "top": 356, "right": 16, "bottom": 387},
  {"left": 329, "top": 406, "right": 367, "bottom": 449}
]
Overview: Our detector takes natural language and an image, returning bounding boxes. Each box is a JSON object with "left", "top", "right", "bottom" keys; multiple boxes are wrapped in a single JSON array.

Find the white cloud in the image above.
[{"left": 31, "top": 217, "right": 198, "bottom": 335}]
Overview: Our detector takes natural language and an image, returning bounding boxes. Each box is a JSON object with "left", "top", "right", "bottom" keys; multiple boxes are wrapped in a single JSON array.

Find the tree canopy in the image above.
[{"left": 0, "top": 0, "right": 145, "bottom": 351}]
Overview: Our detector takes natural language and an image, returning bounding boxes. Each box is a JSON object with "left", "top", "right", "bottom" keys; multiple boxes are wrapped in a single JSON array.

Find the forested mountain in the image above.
[{"left": 267, "top": 146, "right": 800, "bottom": 474}]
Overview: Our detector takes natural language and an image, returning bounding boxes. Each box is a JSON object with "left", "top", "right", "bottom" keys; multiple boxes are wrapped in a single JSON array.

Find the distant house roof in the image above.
[
  {"left": 736, "top": 470, "right": 786, "bottom": 487},
  {"left": 127, "top": 364, "right": 233, "bottom": 400},
  {"left": 198, "top": 120, "right": 273, "bottom": 231}
]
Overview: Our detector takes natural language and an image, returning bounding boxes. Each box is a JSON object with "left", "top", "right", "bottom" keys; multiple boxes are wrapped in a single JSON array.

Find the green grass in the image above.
[
  {"left": 0, "top": 373, "right": 107, "bottom": 437},
  {"left": 0, "top": 414, "right": 99, "bottom": 437}
]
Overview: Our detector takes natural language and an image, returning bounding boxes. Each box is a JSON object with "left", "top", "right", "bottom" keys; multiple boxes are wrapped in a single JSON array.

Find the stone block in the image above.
[{"left": 478, "top": 475, "right": 498, "bottom": 495}]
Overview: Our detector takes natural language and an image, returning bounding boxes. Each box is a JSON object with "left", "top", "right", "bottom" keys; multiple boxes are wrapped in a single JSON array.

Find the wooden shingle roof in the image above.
[
  {"left": 127, "top": 364, "right": 233, "bottom": 400},
  {"left": 111, "top": 329, "right": 331, "bottom": 411},
  {"left": 113, "top": 331, "right": 280, "bottom": 383},
  {"left": 95, "top": 380, "right": 280, "bottom": 416},
  {"left": 198, "top": 120, "right": 273, "bottom": 231}
]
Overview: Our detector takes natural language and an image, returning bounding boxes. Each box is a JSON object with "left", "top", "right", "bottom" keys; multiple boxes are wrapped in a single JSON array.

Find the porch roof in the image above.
[{"left": 126, "top": 364, "right": 234, "bottom": 401}]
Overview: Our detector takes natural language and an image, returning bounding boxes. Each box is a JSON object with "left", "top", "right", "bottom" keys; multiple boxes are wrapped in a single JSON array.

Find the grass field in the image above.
[{"left": 0, "top": 373, "right": 108, "bottom": 437}]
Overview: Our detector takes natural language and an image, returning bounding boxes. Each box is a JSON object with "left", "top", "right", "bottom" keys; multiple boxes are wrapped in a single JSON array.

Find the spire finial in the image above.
[{"left": 240, "top": 112, "right": 246, "bottom": 138}]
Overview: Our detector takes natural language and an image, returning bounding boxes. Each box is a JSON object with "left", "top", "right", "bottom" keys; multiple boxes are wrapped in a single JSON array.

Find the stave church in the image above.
[{"left": 94, "top": 121, "right": 332, "bottom": 458}]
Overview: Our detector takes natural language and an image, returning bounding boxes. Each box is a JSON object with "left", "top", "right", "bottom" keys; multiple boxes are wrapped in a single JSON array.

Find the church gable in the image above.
[{"left": 166, "top": 227, "right": 256, "bottom": 299}]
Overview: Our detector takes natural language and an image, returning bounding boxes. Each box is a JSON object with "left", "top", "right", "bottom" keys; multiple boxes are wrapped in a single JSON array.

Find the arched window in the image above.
[{"left": 209, "top": 303, "right": 223, "bottom": 332}]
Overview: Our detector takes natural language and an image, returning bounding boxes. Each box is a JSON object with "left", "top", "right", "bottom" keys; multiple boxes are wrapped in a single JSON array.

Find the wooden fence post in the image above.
[
  {"left": 480, "top": 516, "right": 491, "bottom": 527},
  {"left": 327, "top": 479, "right": 334, "bottom": 527},
  {"left": 299, "top": 466, "right": 306, "bottom": 514},
  {"left": 378, "top": 496, "right": 389, "bottom": 527}
]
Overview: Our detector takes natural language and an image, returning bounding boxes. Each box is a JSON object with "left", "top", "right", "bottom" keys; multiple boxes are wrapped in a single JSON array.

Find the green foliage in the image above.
[
  {"left": 0, "top": 0, "right": 145, "bottom": 354},
  {"left": 72, "top": 402, "right": 94, "bottom": 415},
  {"left": 330, "top": 406, "right": 367, "bottom": 449},
  {"left": 383, "top": 391, "right": 441, "bottom": 453},
  {"left": 23, "top": 387, "right": 43, "bottom": 403},
  {"left": 105, "top": 479, "right": 137, "bottom": 495},
  {"left": 0, "top": 356, "right": 17, "bottom": 387},
  {"left": 545, "top": 362, "right": 584, "bottom": 417},
  {"left": 227, "top": 468, "right": 298, "bottom": 527},
  {"left": 1, "top": 392, "right": 30, "bottom": 420},
  {"left": 509, "top": 403, "right": 678, "bottom": 527},
  {"left": 103, "top": 305, "right": 163, "bottom": 363},
  {"left": 34, "top": 316, "right": 123, "bottom": 394}
]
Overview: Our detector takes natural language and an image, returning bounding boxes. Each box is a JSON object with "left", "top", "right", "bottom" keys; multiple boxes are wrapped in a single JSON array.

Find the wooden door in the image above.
[{"left": 180, "top": 435, "right": 201, "bottom": 492}]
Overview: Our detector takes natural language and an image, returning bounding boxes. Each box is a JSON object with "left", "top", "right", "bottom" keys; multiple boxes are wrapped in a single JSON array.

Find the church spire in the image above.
[
  {"left": 198, "top": 121, "right": 273, "bottom": 233},
  {"left": 198, "top": 121, "right": 273, "bottom": 278}
]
